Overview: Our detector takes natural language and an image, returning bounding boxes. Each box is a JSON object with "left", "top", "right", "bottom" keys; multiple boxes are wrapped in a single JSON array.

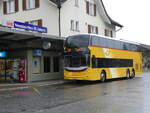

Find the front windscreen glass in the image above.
[
  {"left": 65, "top": 35, "right": 90, "bottom": 48},
  {"left": 64, "top": 54, "right": 90, "bottom": 67}
]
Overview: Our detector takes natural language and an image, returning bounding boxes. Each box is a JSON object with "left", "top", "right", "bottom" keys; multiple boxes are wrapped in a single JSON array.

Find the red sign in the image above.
[
  {"left": 1, "top": 20, "right": 14, "bottom": 27},
  {"left": 19, "top": 59, "right": 27, "bottom": 82}
]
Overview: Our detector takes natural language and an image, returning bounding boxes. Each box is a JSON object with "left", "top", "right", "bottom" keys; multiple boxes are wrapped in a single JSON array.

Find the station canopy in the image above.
[{"left": 0, "top": 26, "right": 63, "bottom": 47}]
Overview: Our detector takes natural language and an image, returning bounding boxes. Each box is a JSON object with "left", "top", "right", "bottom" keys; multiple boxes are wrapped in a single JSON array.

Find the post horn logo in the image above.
[{"left": 104, "top": 48, "right": 110, "bottom": 56}]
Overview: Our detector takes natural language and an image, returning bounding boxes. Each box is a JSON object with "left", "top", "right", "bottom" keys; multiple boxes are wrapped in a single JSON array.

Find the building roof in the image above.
[
  {"left": 49, "top": 0, "right": 123, "bottom": 27},
  {"left": 100, "top": 0, "right": 123, "bottom": 27}
]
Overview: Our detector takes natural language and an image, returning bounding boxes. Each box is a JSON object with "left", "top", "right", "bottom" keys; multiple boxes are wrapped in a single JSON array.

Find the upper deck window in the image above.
[{"left": 65, "top": 35, "right": 90, "bottom": 48}]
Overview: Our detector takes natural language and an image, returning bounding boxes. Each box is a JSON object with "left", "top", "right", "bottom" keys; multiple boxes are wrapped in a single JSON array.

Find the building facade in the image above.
[
  {"left": 0, "top": 0, "right": 123, "bottom": 82},
  {"left": 0, "top": 0, "right": 123, "bottom": 38}
]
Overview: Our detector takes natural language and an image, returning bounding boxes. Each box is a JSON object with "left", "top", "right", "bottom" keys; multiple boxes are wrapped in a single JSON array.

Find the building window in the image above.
[
  {"left": 30, "top": 20, "right": 38, "bottom": 25},
  {"left": 88, "top": 25, "right": 98, "bottom": 34},
  {"left": 3, "top": 0, "right": 19, "bottom": 14},
  {"left": 71, "top": 20, "right": 80, "bottom": 32},
  {"left": 86, "top": 1, "right": 96, "bottom": 16},
  {"left": 76, "top": 21, "right": 79, "bottom": 31},
  {"left": 53, "top": 57, "right": 59, "bottom": 72},
  {"left": 23, "top": 0, "right": 39, "bottom": 10},
  {"left": 75, "top": 0, "right": 79, "bottom": 7},
  {"left": 105, "top": 29, "right": 112, "bottom": 37},
  {"left": 7, "top": 0, "right": 15, "bottom": 13},
  {"left": 44, "top": 57, "right": 51, "bottom": 73},
  {"left": 89, "top": 3, "right": 94, "bottom": 16},
  {"left": 110, "top": 31, "right": 113, "bottom": 37},
  {"left": 26, "top": 0, "right": 35, "bottom": 9},
  {"left": 71, "top": 20, "right": 74, "bottom": 31},
  {"left": 26, "top": 19, "right": 42, "bottom": 26}
]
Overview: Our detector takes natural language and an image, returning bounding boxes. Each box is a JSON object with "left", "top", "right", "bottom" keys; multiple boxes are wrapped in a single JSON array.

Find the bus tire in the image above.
[
  {"left": 100, "top": 71, "right": 106, "bottom": 82},
  {"left": 130, "top": 69, "right": 135, "bottom": 79},
  {"left": 126, "top": 69, "right": 130, "bottom": 79}
]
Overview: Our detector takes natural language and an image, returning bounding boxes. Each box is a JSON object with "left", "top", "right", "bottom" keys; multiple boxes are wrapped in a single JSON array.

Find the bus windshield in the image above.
[
  {"left": 64, "top": 54, "right": 90, "bottom": 68},
  {"left": 65, "top": 35, "right": 90, "bottom": 48}
]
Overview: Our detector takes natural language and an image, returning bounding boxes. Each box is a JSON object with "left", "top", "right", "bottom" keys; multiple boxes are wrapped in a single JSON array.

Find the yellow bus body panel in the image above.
[{"left": 64, "top": 46, "right": 142, "bottom": 81}]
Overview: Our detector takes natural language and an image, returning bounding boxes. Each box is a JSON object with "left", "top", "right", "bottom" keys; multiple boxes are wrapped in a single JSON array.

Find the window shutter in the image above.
[
  {"left": 35, "top": 0, "right": 40, "bottom": 8},
  {"left": 94, "top": 4, "right": 96, "bottom": 16},
  {"left": 86, "top": 1, "right": 89, "bottom": 14},
  {"left": 38, "top": 19, "right": 42, "bottom": 26},
  {"left": 88, "top": 25, "right": 91, "bottom": 33},
  {"left": 105, "top": 29, "right": 107, "bottom": 36},
  {"left": 110, "top": 31, "right": 113, "bottom": 37},
  {"left": 23, "top": 0, "right": 26, "bottom": 10},
  {"left": 15, "top": 0, "right": 19, "bottom": 12},
  {"left": 3, "top": 1, "right": 7, "bottom": 14},
  {"left": 96, "top": 27, "right": 98, "bottom": 34}
]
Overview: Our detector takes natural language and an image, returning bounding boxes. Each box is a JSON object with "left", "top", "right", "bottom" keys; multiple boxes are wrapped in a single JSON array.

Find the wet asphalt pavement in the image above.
[{"left": 0, "top": 72, "right": 150, "bottom": 113}]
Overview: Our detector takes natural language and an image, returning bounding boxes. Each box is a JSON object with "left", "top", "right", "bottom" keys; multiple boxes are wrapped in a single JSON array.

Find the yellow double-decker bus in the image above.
[{"left": 64, "top": 34, "right": 142, "bottom": 82}]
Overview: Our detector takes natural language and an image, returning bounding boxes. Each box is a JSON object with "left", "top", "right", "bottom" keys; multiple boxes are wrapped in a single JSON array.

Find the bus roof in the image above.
[{"left": 67, "top": 33, "right": 140, "bottom": 46}]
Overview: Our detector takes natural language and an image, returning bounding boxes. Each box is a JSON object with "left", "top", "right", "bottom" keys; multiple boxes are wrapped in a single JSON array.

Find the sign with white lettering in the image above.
[{"left": 14, "top": 21, "right": 47, "bottom": 33}]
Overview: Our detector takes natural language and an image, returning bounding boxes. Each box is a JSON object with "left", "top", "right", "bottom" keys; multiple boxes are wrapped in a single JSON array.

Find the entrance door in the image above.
[{"left": 0, "top": 59, "right": 6, "bottom": 82}]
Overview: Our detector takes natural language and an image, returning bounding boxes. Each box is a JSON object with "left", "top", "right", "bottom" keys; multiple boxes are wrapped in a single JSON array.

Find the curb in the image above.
[{"left": 0, "top": 80, "right": 68, "bottom": 91}]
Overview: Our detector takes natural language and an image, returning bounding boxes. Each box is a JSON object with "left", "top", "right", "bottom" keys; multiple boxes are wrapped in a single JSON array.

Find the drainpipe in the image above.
[{"left": 57, "top": 0, "right": 61, "bottom": 37}]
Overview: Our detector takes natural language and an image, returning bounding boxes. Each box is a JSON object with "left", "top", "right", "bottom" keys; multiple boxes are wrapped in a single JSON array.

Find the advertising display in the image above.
[
  {"left": 19, "top": 59, "right": 27, "bottom": 82},
  {"left": 32, "top": 57, "right": 41, "bottom": 74},
  {"left": 0, "top": 59, "right": 27, "bottom": 83},
  {"left": 0, "top": 60, "right": 5, "bottom": 80},
  {"left": 1, "top": 19, "right": 14, "bottom": 28}
]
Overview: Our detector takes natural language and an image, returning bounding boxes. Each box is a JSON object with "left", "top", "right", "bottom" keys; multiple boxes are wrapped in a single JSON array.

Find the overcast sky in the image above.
[{"left": 103, "top": 0, "right": 150, "bottom": 45}]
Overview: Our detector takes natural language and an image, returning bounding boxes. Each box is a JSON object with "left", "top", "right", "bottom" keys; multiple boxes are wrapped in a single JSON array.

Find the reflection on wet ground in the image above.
[{"left": 0, "top": 73, "right": 150, "bottom": 113}]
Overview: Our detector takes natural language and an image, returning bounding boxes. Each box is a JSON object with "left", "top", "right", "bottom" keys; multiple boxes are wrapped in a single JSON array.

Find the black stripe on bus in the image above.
[{"left": 92, "top": 58, "right": 133, "bottom": 68}]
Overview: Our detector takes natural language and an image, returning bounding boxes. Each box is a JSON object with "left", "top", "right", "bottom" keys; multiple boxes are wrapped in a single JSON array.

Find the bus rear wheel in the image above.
[{"left": 100, "top": 71, "right": 106, "bottom": 82}]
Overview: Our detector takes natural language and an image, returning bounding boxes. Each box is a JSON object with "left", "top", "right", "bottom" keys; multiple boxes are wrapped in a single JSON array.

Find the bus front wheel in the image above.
[{"left": 100, "top": 71, "right": 106, "bottom": 82}]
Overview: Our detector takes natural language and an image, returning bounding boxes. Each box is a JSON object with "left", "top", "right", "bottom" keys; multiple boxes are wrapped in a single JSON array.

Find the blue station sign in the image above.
[
  {"left": 33, "top": 49, "right": 42, "bottom": 56},
  {"left": 14, "top": 21, "right": 47, "bottom": 33},
  {"left": 0, "top": 51, "right": 6, "bottom": 58}
]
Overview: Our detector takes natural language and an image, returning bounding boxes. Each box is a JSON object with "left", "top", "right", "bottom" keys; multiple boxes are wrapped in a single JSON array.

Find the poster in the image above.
[{"left": 32, "top": 57, "right": 41, "bottom": 74}]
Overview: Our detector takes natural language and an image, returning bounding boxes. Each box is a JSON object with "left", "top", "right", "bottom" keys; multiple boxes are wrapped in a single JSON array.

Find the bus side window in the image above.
[
  {"left": 115, "top": 41, "right": 121, "bottom": 49},
  {"left": 123, "top": 43, "right": 127, "bottom": 50},
  {"left": 107, "top": 39, "right": 113, "bottom": 48},
  {"left": 120, "top": 42, "right": 124, "bottom": 50},
  {"left": 92, "top": 36, "right": 98, "bottom": 46},
  {"left": 100, "top": 38, "right": 107, "bottom": 47}
]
